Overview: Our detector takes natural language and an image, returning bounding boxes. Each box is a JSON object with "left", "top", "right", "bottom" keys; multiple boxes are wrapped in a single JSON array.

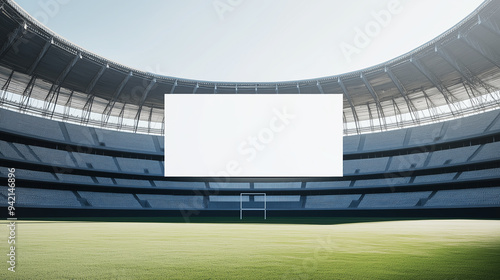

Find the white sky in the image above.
[{"left": 15, "top": 0, "right": 485, "bottom": 82}]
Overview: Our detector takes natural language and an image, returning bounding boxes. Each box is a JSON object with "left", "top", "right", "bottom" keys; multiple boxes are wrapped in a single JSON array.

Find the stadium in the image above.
[{"left": 0, "top": 0, "right": 499, "bottom": 279}]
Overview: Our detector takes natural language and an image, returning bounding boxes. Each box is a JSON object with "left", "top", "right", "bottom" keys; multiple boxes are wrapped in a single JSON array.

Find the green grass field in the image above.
[{"left": 1, "top": 219, "right": 500, "bottom": 279}]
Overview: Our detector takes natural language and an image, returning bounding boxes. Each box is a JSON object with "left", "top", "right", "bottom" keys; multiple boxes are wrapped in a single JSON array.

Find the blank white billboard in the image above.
[{"left": 164, "top": 94, "right": 343, "bottom": 177}]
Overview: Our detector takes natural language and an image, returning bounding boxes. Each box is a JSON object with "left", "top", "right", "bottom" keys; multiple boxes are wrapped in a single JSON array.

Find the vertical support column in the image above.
[
  {"left": 338, "top": 78, "right": 360, "bottom": 134},
  {"left": 0, "top": 70, "right": 14, "bottom": 103}
]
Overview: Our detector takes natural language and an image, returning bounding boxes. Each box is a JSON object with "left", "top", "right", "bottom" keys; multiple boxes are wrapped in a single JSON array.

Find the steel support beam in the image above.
[
  {"left": 169, "top": 79, "right": 177, "bottom": 94},
  {"left": 360, "top": 73, "right": 386, "bottom": 130},
  {"left": 49, "top": 87, "right": 62, "bottom": 117},
  {"left": 460, "top": 31, "right": 500, "bottom": 70},
  {"left": 385, "top": 67, "right": 419, "bottom": 123},
  {"left": 316, "top": 81, "right": 324, "bottom": 94},
  {"left": 86, "top": 64, "right": 108, "bottom": 94},
  {"left": 462, "top": 81, "right": 477, "bottom": 99},
  {"left": 1, "top": 70, "right": 13, "bottom": 91},
  {"left": 20, "top": 75, "right": 36, "bottom": 108},
  {"left": 44, "top": 52, "right": 80, "bottom": 102},
  {"left": 81, "top": 64, "right": 108, "bottom": 123},
  {"left": 133, "top": 78, "right": 156, "bottom": 132},
  {"left": 478, "top": 15, "right": 500, "bottom": 37},
  {"left": 56, "top": 52, "right": 80, "bottom": 86},
  {"left": 81, "top": 95, "right": 95, "bottom": 124},
  {"left": 421, "top": 88, "right": 439, "bottom": 119},
  {"left": 62, "top": 90, "right": 74, "bottom": 120},
  {"left": 43, "top": 53, "right": 81, "bottom": 114},
  {"left": 435, "top": 44, "right": 495, "bottom": 93},
  {"left": 0, "top": 24, "right": 26, "bottom": 60},
  {"left": 43, "top": 83, "right": 57, "bottom": 104},
  {"left": 161, "top": 115, "right": 164, "bottom": 135},
  {"left": 461, "top": 81, "right": 480, "bottom": 110},
  {"left": 193, "top": 83, "right": 199, "bottom": 94},
  {"left": 391, "top": 99, "right": 402, "bottom": 127},
  {"left": 102, "top": 71, "right": 132, "bottom": 125},
  {"left": 366, "top": 103, "right": 374, "bottom": 131},
  {"left": 43, "top": 85, "right": 61, "bottom": 115},
  {"left": 117, "top": 103, "right": 126, "bottom": 129},
  {"left": 0, "top": 70, "right": 14, "bottom": 103},
  {"left": 338, "top": 78, "right": 360, "bottom": 134},
  {"left": 147, "top": 106, "right": 154, "bottom": 133},
  {"left": 410, "top": 56, "right": 458, "bottom": 114},
  {"left": 137, "top": 79, "right": 156, "bottom": 107},
  {"left": 342, "top": 111, "right": 347, "bottom": 134},
  {"left": 27, "top": 38, "right": 52, "bottom": 76}
]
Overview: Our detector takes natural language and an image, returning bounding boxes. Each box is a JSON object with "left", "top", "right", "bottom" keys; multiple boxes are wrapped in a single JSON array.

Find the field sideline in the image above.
[{"left": 1, "top": 219, "right": 500, "bottom": 279}]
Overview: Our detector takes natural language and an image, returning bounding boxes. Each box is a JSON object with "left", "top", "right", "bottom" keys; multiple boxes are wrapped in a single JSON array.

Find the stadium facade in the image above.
[{"left": 0, "top": 0, "right": 499, "bottom": 218}]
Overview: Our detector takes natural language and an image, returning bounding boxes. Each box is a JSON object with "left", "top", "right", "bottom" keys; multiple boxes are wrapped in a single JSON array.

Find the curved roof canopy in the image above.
[{"left": 0, "top": 0, "right": 500, "bottom": 134}]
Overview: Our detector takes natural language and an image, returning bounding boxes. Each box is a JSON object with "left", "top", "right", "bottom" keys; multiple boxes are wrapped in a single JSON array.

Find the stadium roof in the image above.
[{"left": 1, "top": 0, "right": 500, "bottom": 134}]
